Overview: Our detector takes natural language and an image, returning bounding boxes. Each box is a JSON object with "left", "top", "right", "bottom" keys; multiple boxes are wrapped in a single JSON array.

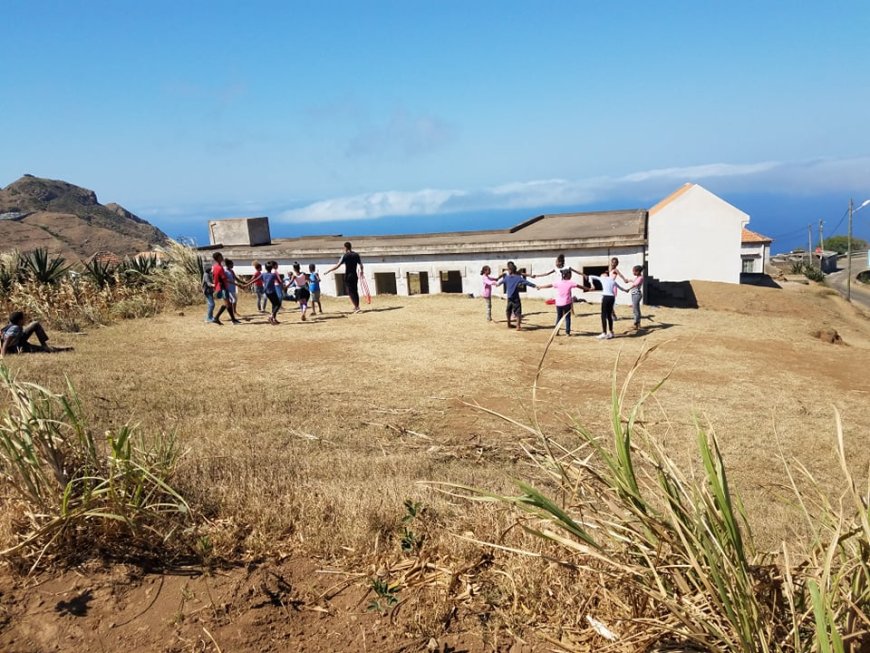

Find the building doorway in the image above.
[
  {"left": 582, "top": 265, "right": 609, "bottom": 291},
  {"left": 334, "top": 273, "right": 347, "bottom": 296},
  {"left": 374, "top": 272, "right": 398, "bottom": 295},
  {"left": 439, "top": 270, "right": 463, "bottom": 293},
  {"left": 407, "top": 271, "right": 430, "bottom": 295}
]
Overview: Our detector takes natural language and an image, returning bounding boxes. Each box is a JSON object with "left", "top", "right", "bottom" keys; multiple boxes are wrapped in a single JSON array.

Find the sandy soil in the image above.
[{"left": 1, "top": 279, "right": 868, "bottom": 652}]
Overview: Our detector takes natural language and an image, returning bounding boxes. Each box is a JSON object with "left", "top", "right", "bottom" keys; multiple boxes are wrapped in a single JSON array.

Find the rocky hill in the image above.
[{"left": 0, "top": 175, "right": 170, "bottom": 260}]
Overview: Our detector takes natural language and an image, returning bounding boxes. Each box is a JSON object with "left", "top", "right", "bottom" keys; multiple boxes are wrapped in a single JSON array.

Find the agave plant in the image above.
[
  {"left": 121, "top": 253, "right": 159, "bottom": 276},
  {"left": 21, "top": 248, "right": 70, "bottom": 284},
  {"left": 82, "top": 257, "right": 117, "bottom": 289},
  {"left": 117, "top": 253, "right": 159, "bottom": 286}
]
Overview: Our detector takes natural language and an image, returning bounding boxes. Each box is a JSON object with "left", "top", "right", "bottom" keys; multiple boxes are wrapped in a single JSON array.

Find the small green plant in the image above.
[
  {"left": 399, "top": 499, "right": 424, "bottom": 553},
  {"left": 367, "top": 578, "right": 399, "bottom": 613}
]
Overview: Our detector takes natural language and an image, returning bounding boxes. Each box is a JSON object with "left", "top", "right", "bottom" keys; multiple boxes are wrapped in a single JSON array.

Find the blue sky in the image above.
[{"left": 3, "top": 1, "right": 870, "bottom": 251}]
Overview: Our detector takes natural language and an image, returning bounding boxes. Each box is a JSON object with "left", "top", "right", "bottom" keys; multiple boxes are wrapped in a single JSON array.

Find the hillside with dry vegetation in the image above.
[
  {"left": 0, "top": 175, "right": 169, "bottom": 260},
  {"left": 0, "top": 280, "right": 868, "bottom": 652}
]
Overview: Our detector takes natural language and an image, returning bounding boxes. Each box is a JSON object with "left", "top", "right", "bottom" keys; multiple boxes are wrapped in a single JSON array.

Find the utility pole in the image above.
[
  {"left": 818, "top": 219, "right": 824, "bottom": 252},
  {"left": 808, "top": 224, "right": 813, "bottom": 267},
  {"left": 847, "top": 198, "right": 853, "bottom": 302}
]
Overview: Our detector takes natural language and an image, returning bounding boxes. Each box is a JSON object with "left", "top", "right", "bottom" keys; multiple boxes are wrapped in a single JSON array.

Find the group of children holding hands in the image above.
[
  {"left": 203, "top": 252, "right": 323, "bottom": 325},
  {"left": 481, "top": 254, "right": 644, "bottom": 339}
]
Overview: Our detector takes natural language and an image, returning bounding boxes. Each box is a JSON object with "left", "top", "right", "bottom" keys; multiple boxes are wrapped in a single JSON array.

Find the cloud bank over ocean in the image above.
[{"left": 276, "top": 156, "right": 870, "bottom": 224}]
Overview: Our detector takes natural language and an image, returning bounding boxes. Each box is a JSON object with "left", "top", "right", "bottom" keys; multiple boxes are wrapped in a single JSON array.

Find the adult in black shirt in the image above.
[{"left": 325, "top": 241, "right": 364, "bottom": 312}]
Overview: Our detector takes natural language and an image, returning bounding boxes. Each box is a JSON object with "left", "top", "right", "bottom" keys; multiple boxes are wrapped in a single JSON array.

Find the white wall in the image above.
[
  {"left": 740, "top": 242, "right": 767, "bottom": 274},
  {"left": 648, "top": 185, "right": 748, "bottom": 284},
  {"left": 225, "top": 246, "right": 645, "bottom": 305}
]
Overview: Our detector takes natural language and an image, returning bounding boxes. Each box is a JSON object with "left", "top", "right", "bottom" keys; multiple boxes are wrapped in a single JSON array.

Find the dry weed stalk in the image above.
[{"left": 429, "top": 329, "right": 869, "bottom": 652}]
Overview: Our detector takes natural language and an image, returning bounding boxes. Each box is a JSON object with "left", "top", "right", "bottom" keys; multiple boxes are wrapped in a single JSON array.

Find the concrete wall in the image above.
[
  {"left": 740, "top": 242, "right": 768, "bottom": 274},
  {"left": 648, "top": 185, "right": 748, "bottom": 284},
  {"left": 225, "top": 245, "right": 645, "bottom": 305},
  {"left": 208, "top": 217, "right": 271, "bottom": 247}
]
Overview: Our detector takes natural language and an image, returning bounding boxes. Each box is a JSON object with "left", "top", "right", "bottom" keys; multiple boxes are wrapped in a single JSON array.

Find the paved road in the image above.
[{"left": 825, "top": 251, "right": 870, "bottom": 312}]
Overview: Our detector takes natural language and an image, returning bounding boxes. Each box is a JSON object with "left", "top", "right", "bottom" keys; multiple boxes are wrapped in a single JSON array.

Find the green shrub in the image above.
[
  {"left": 803, "top": 266, "right": 825, "bottom": 282},
  {"left": 822, "top": 236, "right": 868, "bottom": 255}
]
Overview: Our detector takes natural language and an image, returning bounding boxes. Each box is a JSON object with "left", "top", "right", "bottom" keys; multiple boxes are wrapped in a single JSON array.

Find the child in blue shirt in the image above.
[
  {"left": 308, "top": 264, "right": 322, "bottom": 315},
  {"left": 496, "top": 261, "right": 536, "bottom": 331}
]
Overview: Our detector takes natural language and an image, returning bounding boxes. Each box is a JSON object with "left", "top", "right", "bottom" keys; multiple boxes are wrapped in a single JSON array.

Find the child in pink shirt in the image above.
[
  {"left": 480, "top": 266, "right": 502, "bottom": 322},
  {"left": 538, "top": 269, "right": 589, "bottom": 336}
]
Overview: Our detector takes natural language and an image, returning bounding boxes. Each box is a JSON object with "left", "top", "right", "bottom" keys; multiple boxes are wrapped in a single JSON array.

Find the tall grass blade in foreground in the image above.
[
  {"left": 0, "top": 365, "right": 192, "bottom": 568},
  {"left": 430, "top": 343, "right": 869, "bottom": 652}
]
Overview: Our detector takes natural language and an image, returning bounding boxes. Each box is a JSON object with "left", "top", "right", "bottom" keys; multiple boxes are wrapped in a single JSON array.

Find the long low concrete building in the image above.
[
  {"left": 203, "top": 209, "right": 647, "bottom": 304},
  {"left": 200, "top": 184, "right": 772, "bottom": 305}
]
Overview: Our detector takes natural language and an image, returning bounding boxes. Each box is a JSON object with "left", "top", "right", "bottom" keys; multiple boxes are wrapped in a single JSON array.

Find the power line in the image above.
[{"left": 827, "top": 206, "right": 851, "bottom": 237}]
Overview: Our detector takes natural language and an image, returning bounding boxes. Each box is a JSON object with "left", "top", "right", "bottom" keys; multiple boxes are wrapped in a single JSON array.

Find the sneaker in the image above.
[
  {"left": 596, "top": 333, "right": 607, "bottom": 339},
  {"left": 606, "top": 333, "right": 614, "bottom": 339},
  {"left": 231, "top": 319, "right": 242, "bottom": 325},
  {"left": 212, "top": 319, "right": 223, "bottom": 326}
]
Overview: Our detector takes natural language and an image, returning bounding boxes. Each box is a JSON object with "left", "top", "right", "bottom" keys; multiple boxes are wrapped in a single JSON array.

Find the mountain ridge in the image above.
[{"left": 0, "top": 175, "right": 170, "bottom": 260}]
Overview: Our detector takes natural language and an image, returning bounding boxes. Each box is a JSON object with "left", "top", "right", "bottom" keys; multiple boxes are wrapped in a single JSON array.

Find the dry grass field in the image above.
[{"left": 1, "top": 279, "right": 869, "bottom": 652}]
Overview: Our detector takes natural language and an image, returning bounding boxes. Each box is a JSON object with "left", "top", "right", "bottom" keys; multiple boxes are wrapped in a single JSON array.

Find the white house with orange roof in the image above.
[
  {"left": 740, "top": 228, "right": 773, "bottom": 274},
  {"left": 646, "top": 183, "right": 750, "bottom": 285}
]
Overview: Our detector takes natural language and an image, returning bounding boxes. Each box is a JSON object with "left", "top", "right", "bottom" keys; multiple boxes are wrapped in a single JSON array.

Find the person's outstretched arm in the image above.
[{"left": 325, "top": 255, "right": 345, "bottom": 275}]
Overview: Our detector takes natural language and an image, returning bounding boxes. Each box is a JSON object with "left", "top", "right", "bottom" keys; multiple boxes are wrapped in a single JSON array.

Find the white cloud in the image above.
[
  {"left": 280, "top": 188, "right": 466, "bottom": 222},
  {"left": 275, "top": 156, "right": 870, "bottom": 223}
]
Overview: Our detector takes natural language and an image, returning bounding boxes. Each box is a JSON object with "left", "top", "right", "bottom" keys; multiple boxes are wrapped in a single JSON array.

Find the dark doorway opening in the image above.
[
  {"left": 334, "top": 273, "right": 347, "bottom": 296},
  {"left": 407, "top": 271, "right": 430, "bottom": 295},
  {"left": 440, "top": 270, "right": 463, "bottom": 293},
  {"left": 374, "top": 272, "right": 397, "bottom": 295}
]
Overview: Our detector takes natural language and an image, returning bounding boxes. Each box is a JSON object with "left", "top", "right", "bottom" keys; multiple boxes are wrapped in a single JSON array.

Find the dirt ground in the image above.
[{"left": 1, "top": 279, "right": 869, "bottom": 652}]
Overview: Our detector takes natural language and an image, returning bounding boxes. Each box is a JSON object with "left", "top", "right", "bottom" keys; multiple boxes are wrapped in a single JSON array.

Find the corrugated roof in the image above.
[{"left": 742, "top": 228, "right": 773, "bottom": 244}]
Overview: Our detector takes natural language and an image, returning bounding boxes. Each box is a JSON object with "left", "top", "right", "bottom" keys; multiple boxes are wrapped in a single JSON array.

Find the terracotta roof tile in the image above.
[{"left": 742, "top": 228, "right": 772, "bottom": 244}]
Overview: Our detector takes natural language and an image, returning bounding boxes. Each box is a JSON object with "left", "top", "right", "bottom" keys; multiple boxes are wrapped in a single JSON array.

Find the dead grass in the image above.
[{"left": 1, "top": 281, "right": 869, "bottom": 646}]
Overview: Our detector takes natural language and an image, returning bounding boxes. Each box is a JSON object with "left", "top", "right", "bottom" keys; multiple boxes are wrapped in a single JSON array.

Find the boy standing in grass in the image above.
[
  {"left": 496, "top": 261, "right": 536, "bottom": 331},
  {"left": 211, "top": 252, "right": 240, "bottom": 325},
  {"left": 202, "top": 265, "right": 215, "bottom": 323}
]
